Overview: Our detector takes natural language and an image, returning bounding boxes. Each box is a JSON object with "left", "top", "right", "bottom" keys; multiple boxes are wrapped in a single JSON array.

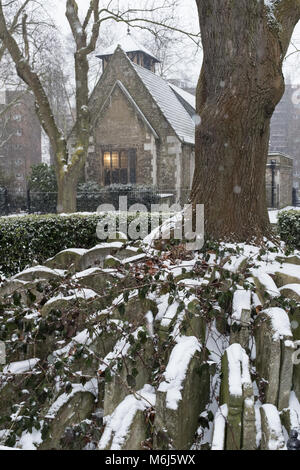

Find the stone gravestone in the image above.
[{"left": 0, "top": 341, "right": 5, "bottom": 365}]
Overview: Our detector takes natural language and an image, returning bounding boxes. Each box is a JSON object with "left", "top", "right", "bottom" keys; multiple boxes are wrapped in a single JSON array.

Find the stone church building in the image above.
[
  {"left": 85, "top": 33, "right": 293, "bottom": 209},
  {"left": 86, "top": 34, "right": 196, "bottom": 202}
]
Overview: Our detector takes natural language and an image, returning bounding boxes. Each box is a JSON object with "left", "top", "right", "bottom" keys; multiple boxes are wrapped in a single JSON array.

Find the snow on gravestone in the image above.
[
  {"left": 220, "top": 343, "right": 256, "bottom": 450},
  {"left": 155, "top": 336, "right": 209, "bottom": 450},
  {"left": 254, "top": 307, "right": 295, "bottom": 409}
]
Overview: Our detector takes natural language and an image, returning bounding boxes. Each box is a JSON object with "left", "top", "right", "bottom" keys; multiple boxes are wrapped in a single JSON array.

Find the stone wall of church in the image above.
[{"left": 86, "top": 85, "right": 155, "bottom": 186}]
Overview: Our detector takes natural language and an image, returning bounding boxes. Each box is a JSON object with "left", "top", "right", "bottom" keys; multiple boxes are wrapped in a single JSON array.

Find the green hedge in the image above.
[
  {"left": 0, "top": 213, "right": 154, "bottom": 277},
  {"left": 278, "top": 210, "right": 300, "bottom": 250}
]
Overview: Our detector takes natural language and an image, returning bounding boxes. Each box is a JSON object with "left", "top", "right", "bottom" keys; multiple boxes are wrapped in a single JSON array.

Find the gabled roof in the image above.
[
  {"left": 132, "top": 63, "right": 195, "bottom": 144},
  {"left": 168, "top": 83, "right": 196, "bottom": 111},
  {"left": 97, "top": 80, "right": 159, "bottom": 139},
  {"left": 96, "top": 34, "right": 160, "bottom": 63}
]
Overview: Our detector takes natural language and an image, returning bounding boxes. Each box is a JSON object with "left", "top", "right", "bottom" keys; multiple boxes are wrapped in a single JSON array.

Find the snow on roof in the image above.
[
  {"left": 96, "top": 34, "right": 160, "bottom": 62},
  {"left": 132, "top": 63, "right": 195, "bottom": 144},
  {"left": 168, "top": 82, "right": 196, "bottom": 110}
]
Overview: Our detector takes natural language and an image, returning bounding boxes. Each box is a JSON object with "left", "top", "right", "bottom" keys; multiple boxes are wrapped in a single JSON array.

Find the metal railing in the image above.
[{"left": 0, "top": 187, "right": 192, "bottom": 216}]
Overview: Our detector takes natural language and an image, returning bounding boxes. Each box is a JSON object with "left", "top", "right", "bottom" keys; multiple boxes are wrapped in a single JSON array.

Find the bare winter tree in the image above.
[
  {"left": 0, "top": 0, "right": 101, "bottom": 212},
  {"left": 0, "top": 1, "right": 31, "bottom": 150},
  {"left": 191, "top": 0, "right": 300, "bottom": 242}
]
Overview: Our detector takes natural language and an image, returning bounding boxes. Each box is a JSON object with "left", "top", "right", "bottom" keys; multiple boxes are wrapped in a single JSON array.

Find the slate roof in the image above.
[
  {"left": 168, "top": 83, "right": 196, "bottom": 110},
  {"left": 132, "top": 62, "right": 195, "bottom": 144},
  {"left": 96, "top": 34, "right": 160, "bottom": 63}
]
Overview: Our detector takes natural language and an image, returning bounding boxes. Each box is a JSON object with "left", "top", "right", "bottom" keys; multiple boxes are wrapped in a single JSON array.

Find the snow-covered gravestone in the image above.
[
  {"left": 99, "top": 385, "right": 155, "bottom": 450},
  {"left": 230, "top": 289, "right": 252, "bottom": 350},
  {"left": 260, "top": 404, "right": 285, "bottom": 451},
  {"left": 220, "top": 344, "right": 256, "bottom": 450},
  {"left": 0, "top": 341, "right": 6, "bottom": 365},
  {"left": 154, "top": 336, "right": 209, "bottom": 450},
  {"left": 254, "top": 308, "right": 295, "bottom": 410}
]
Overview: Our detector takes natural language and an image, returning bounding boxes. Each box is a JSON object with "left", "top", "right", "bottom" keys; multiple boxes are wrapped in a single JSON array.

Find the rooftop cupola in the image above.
[{"left": 96, "top": 32, "right": 160, "bottom": 73}]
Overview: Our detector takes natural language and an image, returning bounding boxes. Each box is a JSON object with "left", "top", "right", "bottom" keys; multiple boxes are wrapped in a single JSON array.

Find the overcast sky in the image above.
[{"left": 51, "top": 0, "right": 300, "bottom": 86}]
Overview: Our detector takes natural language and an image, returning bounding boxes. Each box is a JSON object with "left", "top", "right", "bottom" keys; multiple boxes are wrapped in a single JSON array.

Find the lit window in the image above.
[
  {"left": 103, "top": 150, "right": 136, "bottom": 186},
  {"left": 120, "top": 152, "right": 128, "bottom": 169},
  {"left": 104, "top": 152, "right": 111, "bottom": 168},
  {"left": 111, "top": 152, "right": 119, "bottom": 169}
]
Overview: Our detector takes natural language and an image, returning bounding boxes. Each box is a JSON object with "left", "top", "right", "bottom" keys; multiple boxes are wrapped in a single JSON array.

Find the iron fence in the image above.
[{"left": 0, "top": 187, "right": 192, "bottom": 216}]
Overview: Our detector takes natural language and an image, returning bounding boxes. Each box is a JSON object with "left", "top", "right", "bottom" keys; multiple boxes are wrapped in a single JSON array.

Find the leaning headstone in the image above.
[
  {"left": 260, "top": 404, "right": 285, "bottom": 450},
  {"left": 41, "top": 288, "right": 100, "bottom": 317},
  {"left": 220, "top": 343, "right": 255, "bottom": 450},
  {"left": 230, "top": 289, "right": 252, "bottom": 350},
  {"left": 13, "top": 265, "right": 65, "bottom": 282},
  {"left": 98, "top": 385, "right": 155, "bottom": 450},
  {"left": 276, "top": 255, "right": 300, "bottom": 266},
  {"left": 45, "top": 248, "right": 87, "bottom": 271},
  {"left": 72, "top": 267, "right": 120, "bottom": 295},
  {"left": 254, "top": 308, "right": 293, "bottom": 409},
  {"left": 274, "top": 264, "right": 300, "bottom": 288},
  {"left": 154, "top": 336, "right": 209, "bottom": 450},
  {"left": 278, "top": 340, "right": 297, "bottom": 410},
  {"left": 102, "top": 330, "right": 154, "bottom": 417},
  {"left": 79, "top": 242, "right": 124, "bottom": 271},
  {"left": 40, "top": 379, "right": 98, "bottom": 450},
  {"left": 211, "top": 404, "right": 228, "bottom": 450},
  {"left": 280, "top": 407, "right": 300, "bottom": 436},
  {"left": 250, "top": 268, "right": 280, "bottom": 304}
]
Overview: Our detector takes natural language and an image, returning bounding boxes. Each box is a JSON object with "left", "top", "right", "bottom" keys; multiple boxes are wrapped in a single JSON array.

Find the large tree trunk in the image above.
[{"left": 191, "top": 0, "right": 300, "bottom": 242}]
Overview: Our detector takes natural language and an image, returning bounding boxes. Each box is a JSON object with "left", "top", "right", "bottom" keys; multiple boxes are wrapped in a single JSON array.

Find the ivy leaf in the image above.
[
  {"left": 117, "top": 303, "right": 125, "bottom": 316},
  {"left": 13, "top": 292, "right": 21, "bottom": 306},
  {"left": 105, "top": 368, "right": 112, "bottom": 383},
  {"left": 27, "top": 290, "right": 37, "bottom": 304},
  {"left": 127, "top": 374, "right": 136, "bottom": 388}
]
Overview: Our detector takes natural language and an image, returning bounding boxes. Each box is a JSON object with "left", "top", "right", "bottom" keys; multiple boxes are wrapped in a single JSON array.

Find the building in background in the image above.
[
  {"left": 266, "top": 153, "right": 294, "bottom": 209},
  {"left": 269, "top": 83, "right": 300, "bottom": 193},
  {"left": 0, "top": 90, "right": 41, "bottom": 192},
  {"left": 85, "top": 33, "right": 196, "bottom": 202}
]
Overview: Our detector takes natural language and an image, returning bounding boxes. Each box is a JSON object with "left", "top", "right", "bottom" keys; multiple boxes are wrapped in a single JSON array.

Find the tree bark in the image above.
[
  {"left": 191, "top": 0, "right": 300, "bottom": 242},
  {"left": 57, "top": 171, "right": 78, "bottom": 214}
]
